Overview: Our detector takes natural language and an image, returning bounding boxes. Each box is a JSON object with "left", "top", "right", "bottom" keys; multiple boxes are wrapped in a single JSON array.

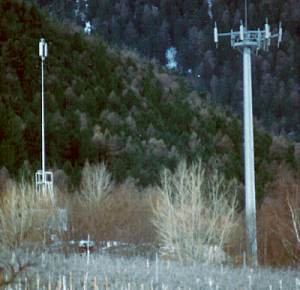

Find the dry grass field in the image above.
[{"left": 0, "top": 250, "right": 300, "bottom": 290}]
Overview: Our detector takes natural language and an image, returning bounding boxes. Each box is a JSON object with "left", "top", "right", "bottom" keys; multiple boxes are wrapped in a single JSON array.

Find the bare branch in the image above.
[{"left": 287, "top": 196, "right": 300, "bottom": 245}]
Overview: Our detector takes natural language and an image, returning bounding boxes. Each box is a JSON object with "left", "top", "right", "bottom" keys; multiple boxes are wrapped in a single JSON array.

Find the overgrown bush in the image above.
[
  {"left": 152, "top": 159, "right": 238, "bottom": 264},
  {"left": 258, "top": 165, "right": 300, "bottom": 266},
  {"left": 0, "top": 180, "right": 57, "bottom": 249},
  {"left": 69, "top": 163, "right": 155, "bottom": 243},
  {"left": 80, "top": 162, "right": 113, "bottom": 204}
]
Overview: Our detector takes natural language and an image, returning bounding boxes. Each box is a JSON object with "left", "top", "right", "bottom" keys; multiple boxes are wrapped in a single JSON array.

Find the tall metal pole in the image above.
[
  {"left": 243, "top": 47, "right": 257, "bottom": 266},
  {"left": 41, "top": 53, "right": 45, "bottom": 192},
  {"left": 36, "top": 38, "right": 54, "bottom": 202},
  {"left": 39, "top": 38, "right": 48, "bottom": 194},
  {"left": 214, "top": 19, "right": 282, "bottom": 267}
]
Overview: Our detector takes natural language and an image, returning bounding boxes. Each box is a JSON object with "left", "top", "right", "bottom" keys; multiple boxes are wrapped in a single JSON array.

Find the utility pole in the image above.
[
  {"left": 214, "top": 18, "right": 282, "bottom": 266},
  {"left": 40, "top": 38, "right": 47, "bottom": 193},
  {"left": 35, "top": 38, "right": 54, "bottom": 204}
]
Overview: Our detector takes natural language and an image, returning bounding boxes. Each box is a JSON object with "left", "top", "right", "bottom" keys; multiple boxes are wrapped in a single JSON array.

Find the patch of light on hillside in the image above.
[
  {"left": 165, "top": 47, "right": 177, "bottom": 70},
  {"left": 208, "top": 0, "right": 213, "bottom": 19},
  {"left": 84, "top": 21, "right": 92, "bottom": 35}
]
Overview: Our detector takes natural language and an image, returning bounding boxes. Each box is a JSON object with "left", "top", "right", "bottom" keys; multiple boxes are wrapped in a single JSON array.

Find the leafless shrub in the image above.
[
  {"left": 0, "top": 181, "right": 57, "bottom": 249},
  {"left": 152, "top": 159, "right": 238, "bottom": 264},
  {"left": 258, "top": 164, "right": 300, "bottom": 266},
  {"left": 69, "top": 162, "right": 112, "bottom": 240},
  {"left": 0, "top": 179, "right": 67, "bottom": 268},
  {"left": 80, "top": 162, "right": 113, "bottom": 204},
  {"left": 0, "top": 247, "right": 36, "bottom": 288},
  {"left": 70, "top": 169, "right": 155, "bottom": 243},
  {"left": 286, "top": 193, "right": 300, "bottom": 247}
]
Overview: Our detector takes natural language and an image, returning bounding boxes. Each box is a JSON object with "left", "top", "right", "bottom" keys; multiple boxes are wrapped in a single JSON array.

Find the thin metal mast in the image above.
[
  {"left": 245, "top": 0, "right": 248, "bottom": 28},
  {"left": 40, "top": 38, "right": 47, "bottom": 194},
  {"left": 36, "top": 38, "right": 54, "bottom": 204},
  {"left": 214, "top": 16, "right": 282, "bottom": 267}
]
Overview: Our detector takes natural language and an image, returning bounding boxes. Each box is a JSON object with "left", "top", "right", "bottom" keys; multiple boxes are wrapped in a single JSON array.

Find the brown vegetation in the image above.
[
  {"left": 0, "top": 181, "right": 58, "bottom": 249},
  {"left": 0, "top": 267, "right": 3, "bottom": 287},
  {"left": 1, "top": 162, "right": 300, "bottom": 269},
  {"left": 152, "top": 160, "right": 238, "bottom": 264},
  {"left": 69, "top": 185, "right": 156, "bottom": 244},
  {"left": 224, "top": 163, "right": 300, "bottom": 267},
  {"left": 0, "top": 257, "right": 34, "bottom": 288},
  {"left": 257, "top": 164, "right": 300, "bottom": 266},
  {"left": 68, "top": 163, "right": 156, "bottom": 243}
]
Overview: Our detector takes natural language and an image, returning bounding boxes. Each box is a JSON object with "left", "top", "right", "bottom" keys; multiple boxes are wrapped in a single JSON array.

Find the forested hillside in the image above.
[
  {"left": 0, "top": 0, "right": 298, "bottom": 204},
  {"left": 31, "top": 0, "right": 300, "bottom": 140}
]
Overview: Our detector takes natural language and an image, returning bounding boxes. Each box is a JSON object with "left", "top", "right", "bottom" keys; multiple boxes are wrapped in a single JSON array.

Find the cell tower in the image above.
[
  {"left": 214, "top": 3, "right": 282, "bottom": 266},
  {"left": 35, "top": 38, "right": 55, "bottom": 204}
]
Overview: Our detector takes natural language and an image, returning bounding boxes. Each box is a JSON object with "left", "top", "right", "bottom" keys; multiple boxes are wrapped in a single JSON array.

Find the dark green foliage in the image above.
[
  {"left": 0, "top": 106, "right": 26, "bottom": 174},
  {"left": 0, "top": 0, "right": 298, "bottom": 205},
  {"left": 33, "top": 0, "right": 300, "bottom": 141}
]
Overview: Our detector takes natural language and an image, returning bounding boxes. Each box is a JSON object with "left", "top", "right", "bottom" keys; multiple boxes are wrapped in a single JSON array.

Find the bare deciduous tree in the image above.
[{"left": 152, "top": 159, "right": 238, "bottom": 264}]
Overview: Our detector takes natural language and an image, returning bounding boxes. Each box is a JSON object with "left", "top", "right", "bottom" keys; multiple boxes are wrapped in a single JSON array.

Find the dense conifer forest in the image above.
[
  {"left": 31, "top": 0, "right": 300, "bottom": 141},
  {"left": 0, "top": 0, "right": 298, "bottom": 205}
]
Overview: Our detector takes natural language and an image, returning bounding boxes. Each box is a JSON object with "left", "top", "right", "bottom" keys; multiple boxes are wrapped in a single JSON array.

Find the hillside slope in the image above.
[
  {"left": 30, "top": 0, "right": 300, "bottom": 141},
  {"left": 0, "top": 0, "right": 298, "bottom": 201}
]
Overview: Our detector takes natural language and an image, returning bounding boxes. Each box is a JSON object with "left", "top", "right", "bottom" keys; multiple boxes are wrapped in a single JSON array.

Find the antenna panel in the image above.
[
  {"left": 265, "top": 23, "right": 270, "bottom": 39},
  {"left": 44, "top": 43, "right": 48, "bottom": 58},
  {"left": 278, "top": 23, "right": 283, "bottom": 43},
  {"left": 39, "top": 41, "right": 43, "bottom": 57},
  {"left": 214, "top": 24, "right": 218, "bottom": 43},
  {"left": 39, "top": 38, "right": 48, "bottom": 59},
  {"left": 240, "top": 23, "right": 244, "bottom": 40}
]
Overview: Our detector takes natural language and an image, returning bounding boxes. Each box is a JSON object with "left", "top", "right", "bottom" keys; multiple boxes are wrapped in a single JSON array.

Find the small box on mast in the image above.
[{"left": 39, "top": 38, "right": 48, "bottom": 60}]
